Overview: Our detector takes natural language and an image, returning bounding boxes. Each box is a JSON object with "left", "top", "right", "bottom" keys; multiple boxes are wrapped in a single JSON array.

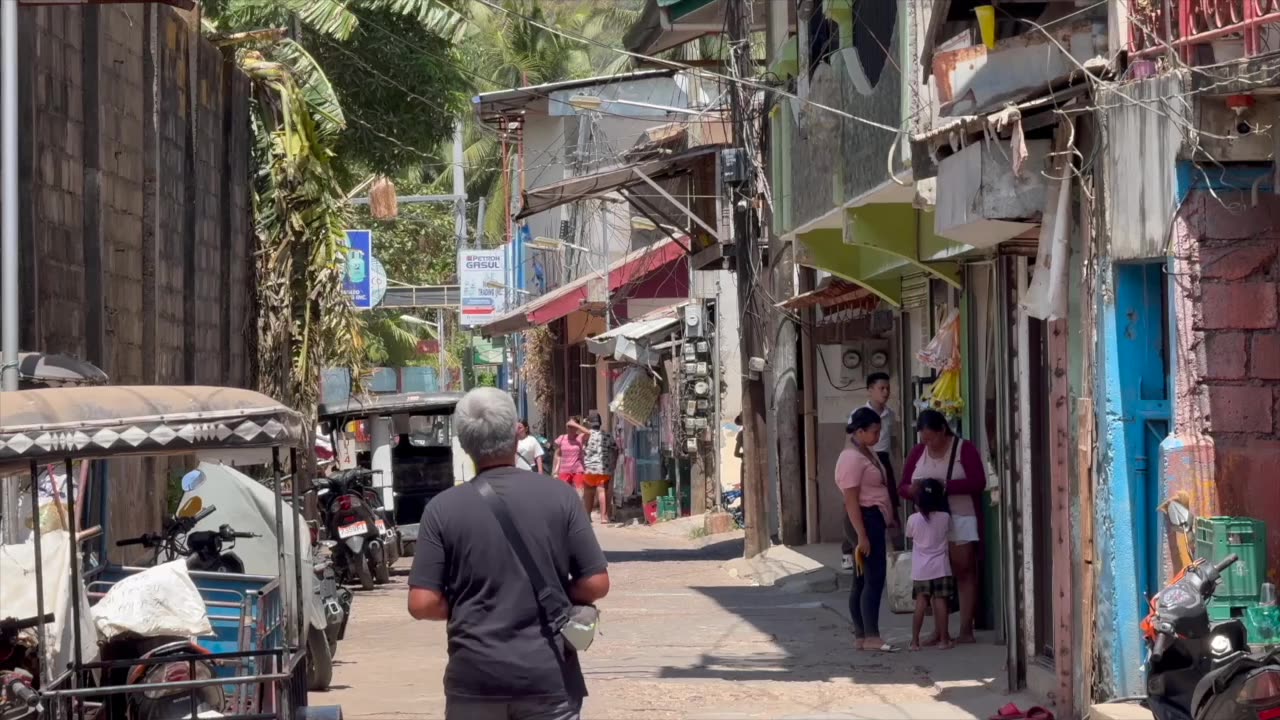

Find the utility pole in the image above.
[
  {"left": 765, "top": 0, "right": 804, "bottom": 546},
  {"left": 729, "top": 0, "right": 770, "bottom": 558},
  {"left": 2, "top": 0, "right": 22, "bottom": 543}
]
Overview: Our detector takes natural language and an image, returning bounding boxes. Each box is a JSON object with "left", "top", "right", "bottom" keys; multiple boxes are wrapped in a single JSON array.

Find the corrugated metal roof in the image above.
[{"left": 777, "top": 278, "right": 871, "bottom": 311}]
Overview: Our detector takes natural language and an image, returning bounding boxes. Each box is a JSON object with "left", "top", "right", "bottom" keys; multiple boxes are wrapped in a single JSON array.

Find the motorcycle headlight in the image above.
[{"left": 1236, "top": 666, "right": 1280, "bottom": 705}]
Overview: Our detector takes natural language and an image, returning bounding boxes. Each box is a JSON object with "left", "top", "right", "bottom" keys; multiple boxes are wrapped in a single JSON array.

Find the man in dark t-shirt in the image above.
[{"left": 408, "top": 387, "right": 610, "bottom": 720}]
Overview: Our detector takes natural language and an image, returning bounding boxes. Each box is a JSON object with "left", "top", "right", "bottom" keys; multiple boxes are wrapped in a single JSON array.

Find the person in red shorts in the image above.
[
  {"left": 553, "top": 417, "right": 587, "bottom": 488},
  {"left": 581, "top": 413, "right": 617, "bottom": 524}
]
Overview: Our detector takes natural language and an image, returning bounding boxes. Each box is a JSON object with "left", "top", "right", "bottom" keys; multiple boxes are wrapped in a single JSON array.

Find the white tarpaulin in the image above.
[
  {"left": 180, "top": 462, "right": 324, "bottom": 632},
  {"left": 1021, "top": 158, "right": 1071, "bottom": 320},
  {"left": 0, "top": 531, "right": 99, "bottom": 671}
]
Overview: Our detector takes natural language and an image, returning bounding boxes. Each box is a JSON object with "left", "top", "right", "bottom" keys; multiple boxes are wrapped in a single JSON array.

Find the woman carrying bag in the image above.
[{"left": 898, "top": 409, "right": 987, "bottom": 644}]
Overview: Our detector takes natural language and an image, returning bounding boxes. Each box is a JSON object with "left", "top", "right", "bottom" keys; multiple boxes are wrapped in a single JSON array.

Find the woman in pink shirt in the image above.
[
  {"left": 553, "top": 417, "right": 587, "bottom": 488},
  {"left": 836, "top": 407, "right": 897, "bottom": 652}
]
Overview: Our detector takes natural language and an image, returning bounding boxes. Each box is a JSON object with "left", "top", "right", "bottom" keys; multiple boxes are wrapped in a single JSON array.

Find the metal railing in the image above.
[{"left": 1130, "top": 0, "right": 1280, "bottom": 61}]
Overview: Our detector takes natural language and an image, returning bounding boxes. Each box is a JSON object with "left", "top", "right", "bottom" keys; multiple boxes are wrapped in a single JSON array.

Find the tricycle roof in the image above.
[
  {"left": 317, "top": 391, "right": 464, "bottom": 420},
  {"left": 0, "top": 385, "right": 304, "bottom": 468}
]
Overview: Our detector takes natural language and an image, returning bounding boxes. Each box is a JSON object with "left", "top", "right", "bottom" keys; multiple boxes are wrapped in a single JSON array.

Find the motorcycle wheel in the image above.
[
  {"left": 353, "top": 555, "right": 375, "bottom": 591},
  {"left": 373, "top": 555, "right": 391, "bottom": 585},
  {"left": 307, "top": 626, "right": 334, "bottom": 692},
  {"left": 384, "top": 532, "right": 401, "bottom": 567}
]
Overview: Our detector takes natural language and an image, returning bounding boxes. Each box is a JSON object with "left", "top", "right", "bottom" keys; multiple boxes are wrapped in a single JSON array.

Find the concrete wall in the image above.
[{"left": 10, "top": 4, "right": 253, "bottom": 546}]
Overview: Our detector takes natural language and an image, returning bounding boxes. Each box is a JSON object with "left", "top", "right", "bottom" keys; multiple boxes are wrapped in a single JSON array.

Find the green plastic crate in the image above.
[
  {"left": 1195, "top": 516, "right": 1268, "bottom": 603},
  {"left": 657, "top": 493, "right": 678, "bottom": 521}
]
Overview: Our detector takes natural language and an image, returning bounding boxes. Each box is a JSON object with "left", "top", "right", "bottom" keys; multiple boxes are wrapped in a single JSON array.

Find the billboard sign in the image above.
[
  {"left": 459, "top": 249, "right": 507, "bottom": 327},
  {"left": 342, "top": 229, "right": 373, "bottom": 309}
]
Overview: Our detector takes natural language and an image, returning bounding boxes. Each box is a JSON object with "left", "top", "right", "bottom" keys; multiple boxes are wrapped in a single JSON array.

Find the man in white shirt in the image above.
[
  {"left": 842, "top": 372, "right": 901, "bottom": 568},
  {"left": 515, "top": 419, "right": 545, "bottom": 473}
]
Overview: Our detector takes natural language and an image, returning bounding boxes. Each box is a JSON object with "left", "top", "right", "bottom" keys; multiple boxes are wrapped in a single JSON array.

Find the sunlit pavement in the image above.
[{"left": 323, "top": 524, "right": 1034, "bottom": 719}]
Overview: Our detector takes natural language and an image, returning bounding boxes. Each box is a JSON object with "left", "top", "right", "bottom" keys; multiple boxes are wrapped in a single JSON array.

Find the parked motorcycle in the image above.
[
  {"left": 312, "top": 469, "right": 389, "bottom": 591},
  {"left": 350, "top": 469, "right": 400, "bottom": 581},
  {"left": 0, "top": 614, "right": 49, "bottom": 720},
  {"left": 308, "top": 521, "right": 352, "bottom": 655},
  {"left": 1135, "top": 496, "right": 1280, "bottom": 720},
  {"left": 115, "top": 498, "right": 258, "bottom": 573}
]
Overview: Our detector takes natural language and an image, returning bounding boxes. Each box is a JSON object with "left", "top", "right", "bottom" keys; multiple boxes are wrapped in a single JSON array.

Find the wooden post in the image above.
[
  {"left": 1049, "top": 319, "right": 1073, "bottom": 719},
  {"left": 1078, "top": 397, "right": 1096, "bottom": 706}
]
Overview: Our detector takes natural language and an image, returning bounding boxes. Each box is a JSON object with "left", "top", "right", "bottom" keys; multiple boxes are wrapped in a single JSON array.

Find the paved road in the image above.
[{"left": 323, "top": 524, "right": 1029, "bottom": 719}]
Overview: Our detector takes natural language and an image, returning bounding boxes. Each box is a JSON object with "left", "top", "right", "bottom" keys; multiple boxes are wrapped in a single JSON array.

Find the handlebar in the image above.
[
  {"left": 0, "top": 614, "right": 53, "bottom": 632},
  {"left": 1150, "top": 632, "right": 1173, "bottom": 663},
  {"left": 193, "top": 506, "right": 216, "bottom": 524},
  {"left": 1211, "top": 553, "right": 1240, "bottom": 576},
  {"left": 115, "top": 534, "right": 155, "bottom": 547}
]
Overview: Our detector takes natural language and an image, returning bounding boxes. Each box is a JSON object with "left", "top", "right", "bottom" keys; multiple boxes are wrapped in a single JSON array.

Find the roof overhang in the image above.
[
  {"left": 777, "top": 277, "right": 874, "bottom": 312},
  {"left": 623, "top": 0, "right": 793, "bottom": 57},
  {"left": 478, "top": 237, "right": 689, "bottom": 338},
  {"left": 517, "top": 146, "right": 721, "bottom": 220},
  {"left": 585, "top": 304, "right": 687, "bottom": 365}
]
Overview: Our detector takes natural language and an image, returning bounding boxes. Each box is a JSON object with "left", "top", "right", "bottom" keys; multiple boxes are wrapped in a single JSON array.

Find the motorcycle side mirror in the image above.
[
  {"left": 177, "top": 496, "right": 204, "bottom": 518},
  {"left": 181, "top": 469, "right": 206, "bottom": 492},
  {"left": 1165, "top": 499, "right": 1194, "bottom": 534}
]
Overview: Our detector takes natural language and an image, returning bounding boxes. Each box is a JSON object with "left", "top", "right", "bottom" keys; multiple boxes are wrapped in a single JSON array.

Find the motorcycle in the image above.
[
  {"left": 312, "top": 470, "right": 389, "bottom": 591},
  {"left": 114, "top": 497, "right": 258, "bottom": 573},
  {"left": 350, "top": 469, "right": 400, "bottom": 580},
  {"left": 308, "top": 521, "right": 351, "bottom": 654},
  {"left": 1136, "top": 495, "right": 1280, "bottom": 720},
  {"left": 1, "top": 614, "right": 49, "bottom": 720}
]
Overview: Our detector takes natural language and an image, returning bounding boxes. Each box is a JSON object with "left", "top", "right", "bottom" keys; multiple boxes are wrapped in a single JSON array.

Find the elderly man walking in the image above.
[{"left": 407, "top": 387, "right": 610, "bottom": 720}]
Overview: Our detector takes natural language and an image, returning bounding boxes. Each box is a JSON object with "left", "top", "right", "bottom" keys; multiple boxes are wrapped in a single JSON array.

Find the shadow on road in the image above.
[{"left": 604, "top": 536, "right": 745, "bottom": 563}]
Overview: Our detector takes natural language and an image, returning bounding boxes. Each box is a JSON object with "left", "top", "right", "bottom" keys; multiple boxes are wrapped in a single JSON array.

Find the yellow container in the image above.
[
  {"left": 975, "top": 6, "right": 997, "bottom": 50},
  {"left": 641, "top": 481, "right": 673, "bottom": 504}
]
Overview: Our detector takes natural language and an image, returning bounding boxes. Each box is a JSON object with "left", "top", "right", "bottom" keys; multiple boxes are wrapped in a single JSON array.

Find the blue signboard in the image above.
[{"left": 342, "top": 229, "right": 373, "bottom": 309}]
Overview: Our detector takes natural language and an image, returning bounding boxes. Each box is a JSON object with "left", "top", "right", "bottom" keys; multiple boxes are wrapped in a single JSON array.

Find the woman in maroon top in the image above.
[{"left": 899, "top": 409, "right": 987, "bottom": 643}]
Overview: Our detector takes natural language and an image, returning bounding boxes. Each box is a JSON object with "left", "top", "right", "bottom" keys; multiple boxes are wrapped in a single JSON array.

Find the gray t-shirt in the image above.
[{"left": 408, "top": 466, "right": 608, "bottom": 701}]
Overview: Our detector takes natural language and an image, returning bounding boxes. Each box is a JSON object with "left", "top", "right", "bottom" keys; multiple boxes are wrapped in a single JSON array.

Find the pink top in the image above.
[
  {"left": 555, "top": 434, "right": 585, "bottom": 474},
  {"left": 834, "top": 446, "right": 892, "bottom": 522},
  {"left": 907, "top": 511, "right": 953, "bottom": 581}
]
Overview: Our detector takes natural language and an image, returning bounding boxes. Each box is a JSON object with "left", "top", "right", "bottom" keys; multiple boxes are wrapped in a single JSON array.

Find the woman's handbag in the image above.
[{"left": 474, "top": 475, "right": 600, "bottom": 652}]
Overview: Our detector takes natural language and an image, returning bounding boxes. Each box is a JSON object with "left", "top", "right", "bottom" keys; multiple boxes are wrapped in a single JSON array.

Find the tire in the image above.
[
  {"left": 353, "top": 554, "right": 374, "bottom": 591},
  {"left": 384, "top": 532, "right": 401, "bottom": 567},
  {"left": 373, "top": 555, "right": 391, "bottom": 585},
  {"left": 307, "top": 627, "right": 334, "bottom": 692}
]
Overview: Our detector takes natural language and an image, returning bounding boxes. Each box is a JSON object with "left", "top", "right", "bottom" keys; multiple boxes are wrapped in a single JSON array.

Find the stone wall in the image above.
[
  {"left": 1177, "top": 189, "right": 1280, "bottom": 583},
  {"left": 8, "top": 4, "right": 254, "bottom": 545}
]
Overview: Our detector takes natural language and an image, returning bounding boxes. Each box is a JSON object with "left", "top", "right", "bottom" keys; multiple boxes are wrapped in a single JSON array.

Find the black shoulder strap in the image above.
[
  {"left": 945, "top": 437, "right": 960, "bottom": 483},
  {"left": 473, "top": 475, "right": 569, "bottom": 628}
]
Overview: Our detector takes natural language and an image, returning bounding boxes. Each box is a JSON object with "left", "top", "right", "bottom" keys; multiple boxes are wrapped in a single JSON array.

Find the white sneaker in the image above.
[{"left": 841, "top": 553, "right": 855, "bottom": 571}]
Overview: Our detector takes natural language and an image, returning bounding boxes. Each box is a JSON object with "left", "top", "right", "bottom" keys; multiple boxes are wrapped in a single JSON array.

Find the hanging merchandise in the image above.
[
  {"left": 917, "top": 308, "right": 964, "bottom": 418},
  {"left": 916, "top": 308, "right": 961, "bottom": 371},
  {"left": 612, "top": 366, "right": 661, "bottom": 427}
]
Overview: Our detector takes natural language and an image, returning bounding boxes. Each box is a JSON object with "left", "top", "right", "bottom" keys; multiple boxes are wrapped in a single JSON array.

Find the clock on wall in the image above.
[{"left": 842, "top": 349, "right": 862, "bottom": 370}]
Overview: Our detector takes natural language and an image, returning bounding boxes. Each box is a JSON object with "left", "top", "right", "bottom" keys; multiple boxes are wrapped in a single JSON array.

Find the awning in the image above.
[
  {"left": 473, "top": 70, "right": 676, "bottom": 122},
  {"left": 478, "top": 237, "right": 688, "bottom": 337},
  {"left": 776, "top": 278, "right": 874, "bottom": 312},
  {"left": 586, "top": 304, "right": 685, "bottom": 365},
  {"left": 516, "top": 147, "right": 720, "bottom": 220},
  {"left": 795, "top": 206, "right": 964, "bottom": 308}
]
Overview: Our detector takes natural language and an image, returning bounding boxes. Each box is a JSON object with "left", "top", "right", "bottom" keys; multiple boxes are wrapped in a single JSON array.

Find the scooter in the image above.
[
  {"left": 312, "top": 471, "right": 387, "bottom": 591},
  {"left": 98, "top": 635, "right": 224, "bottom": 720},
  {"left": 350, "top": 470, "right": 399, "bottom": 581},
  {"left": 1135, "top": 496, "right": 1280, "bottom": 719}
]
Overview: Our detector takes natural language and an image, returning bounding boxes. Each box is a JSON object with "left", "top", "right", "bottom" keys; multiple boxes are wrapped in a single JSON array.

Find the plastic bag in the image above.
[
  {"left": 921, "top": 367, "right": 965, "bottom": 418},
  {"left": 917, "top": 308, "right": 961, "bottom": 371},
  {"left": 93, "top": 560, "right": 213, "bottom": 640},
  {"left": 887, "top": 551, "right": 915, "bottom": 613}
]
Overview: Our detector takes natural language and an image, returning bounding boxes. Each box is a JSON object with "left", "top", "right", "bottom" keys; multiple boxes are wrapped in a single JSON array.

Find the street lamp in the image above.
[
  {"left": 398, "top": 315, "right": 439, "bottom": 336},
  {"left": 629, "top": 216, "right": 684, "bottom": 234}
]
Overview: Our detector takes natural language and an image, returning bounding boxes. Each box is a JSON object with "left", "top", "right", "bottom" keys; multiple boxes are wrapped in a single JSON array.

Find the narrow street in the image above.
[{"left": 325, "top": 525, "right": 1027, "bottom": 719}]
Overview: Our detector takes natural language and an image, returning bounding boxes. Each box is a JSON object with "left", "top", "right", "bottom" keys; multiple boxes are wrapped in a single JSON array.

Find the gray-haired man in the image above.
[{"left": 408, "top": 387, "right": 610, "bottom": 720}]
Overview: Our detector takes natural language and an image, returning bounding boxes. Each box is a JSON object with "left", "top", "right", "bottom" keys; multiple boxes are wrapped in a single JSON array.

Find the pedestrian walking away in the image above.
[
  {"left": 407, "top": 388, "right": 611, "bottom": 720},
  {"left": 581, "top": 413, "right": 617, "bottom": 524}
]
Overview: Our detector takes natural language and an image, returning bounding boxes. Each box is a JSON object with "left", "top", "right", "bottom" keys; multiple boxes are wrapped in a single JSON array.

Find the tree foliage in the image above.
[{"left": 238, "top": 50, "right": 365, "bottom": 419}]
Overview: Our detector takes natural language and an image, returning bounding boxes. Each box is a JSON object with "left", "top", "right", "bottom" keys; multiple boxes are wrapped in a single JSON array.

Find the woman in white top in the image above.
[{"left": 898, "top": 409, "right": 987, "bottom": 644}]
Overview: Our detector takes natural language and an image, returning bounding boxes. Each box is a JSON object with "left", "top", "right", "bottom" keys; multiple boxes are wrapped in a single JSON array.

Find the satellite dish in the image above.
[
  {"left": 181, "top": 469, "right": 206, "bottom": 492},
  {"left": 370, "top": 257, "right": 388, "bottom": 307}
]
